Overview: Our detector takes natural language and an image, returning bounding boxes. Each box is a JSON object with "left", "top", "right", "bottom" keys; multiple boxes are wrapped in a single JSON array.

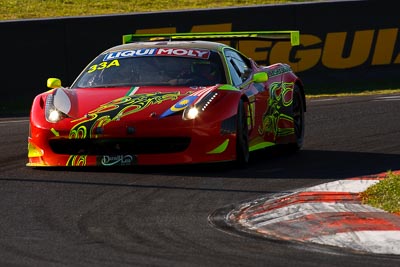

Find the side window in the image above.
[{"left": 224, "top": 49, "right": 251, "bottom": 86}]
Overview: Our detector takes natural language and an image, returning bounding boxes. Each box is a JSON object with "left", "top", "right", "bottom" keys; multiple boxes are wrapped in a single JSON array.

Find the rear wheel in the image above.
[
  {"left": 236, "top": 99, "right": 249, "bottom": 165},
  {"left": 290, "top": 84, "right": 305, "bottom": 151}
]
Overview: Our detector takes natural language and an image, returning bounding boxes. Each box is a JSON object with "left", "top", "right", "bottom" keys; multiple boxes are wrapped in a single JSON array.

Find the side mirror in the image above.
[
  {"left": 253, "top": 72, "right": 268, "bottom": 83},
  {"left": 47, "top": 78, "right": 62, "bottom": 89}
]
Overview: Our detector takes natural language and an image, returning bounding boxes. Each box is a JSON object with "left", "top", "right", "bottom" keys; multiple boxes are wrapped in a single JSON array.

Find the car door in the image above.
[{"left": 223, "top": 48, "right": 270, "bottom": 146}]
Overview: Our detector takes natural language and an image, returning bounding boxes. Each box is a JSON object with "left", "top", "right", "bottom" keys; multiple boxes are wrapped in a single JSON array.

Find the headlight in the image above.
[
  {"left": 182, "top": 92, "right": 218, "bottom": 120},
  {"left": 48, "top": 109, "right": 63, "bottom": 123},
  {"left": 160, "top": 91, "right": 219, "bottom": 120},
  {"left": 45, "top": 94, "right": 66, "bottom": 123},
  {"left": 184, "top": 107, "right": 199, "bottom": 120}
]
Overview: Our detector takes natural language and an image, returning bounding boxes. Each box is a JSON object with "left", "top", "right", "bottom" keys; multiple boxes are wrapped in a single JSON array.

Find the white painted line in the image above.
[
  {"left": 302, "top": 179, "right": 381, "bottom": 193},
  {"left": 241, "top": 202, "right": 383, "bottom": 228},
  {"left": 232, "top": 176, "right": 400, "bottom": 255},
  {"left": 308, "top": 230, "right": 400, "bottom": 254},
  {"left": 309, "top": 98, "right": 337, "bottom": 102},
  {"left": 373, "top": 95, "right": 400, "bottom": 101},
  {"left": 0, "top": 119, "right": 29, "bottom": 125}
]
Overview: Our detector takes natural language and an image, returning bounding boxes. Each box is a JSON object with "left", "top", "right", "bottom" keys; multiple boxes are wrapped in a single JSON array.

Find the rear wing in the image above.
[{"left": 122, "top": 31, "right": 300, "bottom": 47}]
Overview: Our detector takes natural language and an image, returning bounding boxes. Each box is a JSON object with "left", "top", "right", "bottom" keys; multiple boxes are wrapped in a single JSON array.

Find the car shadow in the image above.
[
  {"left": 33, "top": 147, "right": 400, "bottom": 180},
  {"left": 156, "top": 147, "right": 400, "bottom": 180}
]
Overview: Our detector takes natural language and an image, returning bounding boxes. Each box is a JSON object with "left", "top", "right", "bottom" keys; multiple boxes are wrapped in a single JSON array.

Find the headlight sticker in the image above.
[{"left": 160, "top": 95, "right": 198, "bottom": 118}]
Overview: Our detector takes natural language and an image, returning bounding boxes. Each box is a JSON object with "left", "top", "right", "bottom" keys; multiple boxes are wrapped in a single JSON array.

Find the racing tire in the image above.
[
  {"left": 290, "top": 84, "right": 305, "bottom": 151},
  {"left": 236, "top": 99, "right": 250, "bottom": 165}
]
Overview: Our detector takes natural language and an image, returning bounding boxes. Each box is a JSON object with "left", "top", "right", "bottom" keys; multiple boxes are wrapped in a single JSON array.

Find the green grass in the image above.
[
  {"left": 360, "top": 172, "right": 400, "bottom": 214},
  {"left": 0, "top": 0, "right": 315, "bottom": 20},
  {"left": 306, "top": 89, "right": 400, "bottom": 99}
]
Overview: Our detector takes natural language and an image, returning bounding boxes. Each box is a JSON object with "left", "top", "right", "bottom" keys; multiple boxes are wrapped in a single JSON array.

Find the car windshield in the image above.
[{"left": 71, "top": 49, "right": 226, "bottom": 88}]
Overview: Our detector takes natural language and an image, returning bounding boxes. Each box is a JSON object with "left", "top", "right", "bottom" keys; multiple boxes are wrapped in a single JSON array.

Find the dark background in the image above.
[{"left": 1, "top": 0, "right": 398, "bottom": 115}]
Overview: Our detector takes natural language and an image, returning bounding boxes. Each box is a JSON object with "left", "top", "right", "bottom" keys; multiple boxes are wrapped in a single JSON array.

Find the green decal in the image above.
[
  {"left": 218, "top": 85, "right": 239, "bottom": 91},
  {"left": 249, "top": 142, "right": 275, "bottom": 152},
  {"left": 259, "top": 82, "right": 295, "bottom": 139},
  {"left": 207, "top": 139, "right": 229, "bottom": 154}
]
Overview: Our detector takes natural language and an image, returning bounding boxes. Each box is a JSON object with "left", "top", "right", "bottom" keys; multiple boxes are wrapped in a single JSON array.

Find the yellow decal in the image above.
[
  {"left": 171, "top": 99, "right": 190, "bottom": 112},
  {"left": 69, "top": 92, "right": 180, "bottom": 139},
  {"left": 28, "top": 142, "right": 44, "bottom": 158},
  {"left": 87, "top": 59, "right": 120, "bottom": 73},
  {"left": 67, "top": 155, "right": 87, "bottom": 166},
  {"left": 247, "top": 102, "right": 255, "bottom": 130},
  {"left": 50, "top": 128, "right": 60, "bottom": 136}
]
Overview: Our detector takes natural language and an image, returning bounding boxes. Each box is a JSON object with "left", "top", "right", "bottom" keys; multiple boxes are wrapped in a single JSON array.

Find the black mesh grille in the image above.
[
  {"left": 49, "top": 137, "right": 191, "bottom": 155},
  {"left": 220, "top": 114, "right": 237, "bottom": 134}
]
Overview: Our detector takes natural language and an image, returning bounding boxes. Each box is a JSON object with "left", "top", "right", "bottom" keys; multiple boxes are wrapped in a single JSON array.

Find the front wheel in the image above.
[{"left": 236, "top": 99, "right": 250, "bottom": 165}]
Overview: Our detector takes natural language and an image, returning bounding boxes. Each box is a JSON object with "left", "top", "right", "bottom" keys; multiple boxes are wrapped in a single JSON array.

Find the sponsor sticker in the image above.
[
  {"left": 103, "top": 49, "right": 157, "bottom": 61},
  {"left": 99, "top": 155, "right": 137, "bottom": 166},
  {"left": 156, "top": 48, "right": 210, "bottom": 59},
  {"left": 103, "top": 48, "right": 210, "bottom": 61}
]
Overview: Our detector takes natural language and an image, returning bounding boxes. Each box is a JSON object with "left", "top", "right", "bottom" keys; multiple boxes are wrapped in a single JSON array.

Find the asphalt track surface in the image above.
[{"left": 1, "top": 93, "right": 400, "bottom": 266}]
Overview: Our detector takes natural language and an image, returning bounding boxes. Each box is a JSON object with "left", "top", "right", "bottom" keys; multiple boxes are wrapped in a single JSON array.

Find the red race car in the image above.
[{"left": 27, "top": 31, "right": 305, "bottom": 167}]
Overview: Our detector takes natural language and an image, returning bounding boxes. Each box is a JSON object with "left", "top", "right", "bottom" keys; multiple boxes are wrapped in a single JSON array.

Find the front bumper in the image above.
[{"left": 27, "top": 117, "right": 237, "bottom": 167}]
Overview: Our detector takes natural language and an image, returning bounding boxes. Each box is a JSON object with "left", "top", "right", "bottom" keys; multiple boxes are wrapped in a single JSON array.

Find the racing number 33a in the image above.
[{"left": 87, "top": 60, "right": 120, "bottom": 73}]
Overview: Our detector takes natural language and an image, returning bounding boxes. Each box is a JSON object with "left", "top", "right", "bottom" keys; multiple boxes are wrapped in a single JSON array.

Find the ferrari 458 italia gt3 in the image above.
[{"left": 27, "top": 31, "right": 305, "bottom": 167}]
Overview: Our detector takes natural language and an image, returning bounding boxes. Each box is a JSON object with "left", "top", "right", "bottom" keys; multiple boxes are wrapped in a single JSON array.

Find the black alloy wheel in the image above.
[{"left": 291, "top": 84, "right": 305, "bottom": 150}]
